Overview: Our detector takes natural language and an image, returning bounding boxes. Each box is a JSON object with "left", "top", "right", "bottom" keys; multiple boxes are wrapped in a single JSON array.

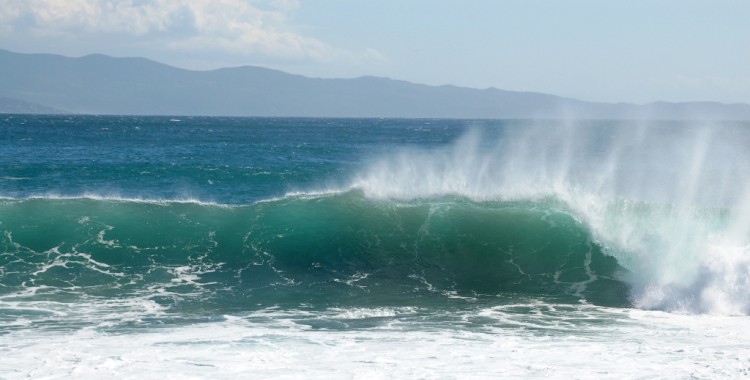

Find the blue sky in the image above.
[{"left": 1, "top": 0, "right": 748, "bottom": 103}]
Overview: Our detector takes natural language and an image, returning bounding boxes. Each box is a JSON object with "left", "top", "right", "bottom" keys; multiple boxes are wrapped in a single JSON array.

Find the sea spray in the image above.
[{"left": 351, "top": 123, "right": 750, "bottom": 314}]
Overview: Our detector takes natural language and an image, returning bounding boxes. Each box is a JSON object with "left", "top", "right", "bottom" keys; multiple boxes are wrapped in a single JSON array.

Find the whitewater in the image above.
[{"left": 1, "top": 115, "right": 749, "bottom": 378}]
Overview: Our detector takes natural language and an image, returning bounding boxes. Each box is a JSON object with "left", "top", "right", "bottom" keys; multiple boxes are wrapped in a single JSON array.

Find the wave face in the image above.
[{"left": 0, "top": 194, "right": 629, "bottom": 318}]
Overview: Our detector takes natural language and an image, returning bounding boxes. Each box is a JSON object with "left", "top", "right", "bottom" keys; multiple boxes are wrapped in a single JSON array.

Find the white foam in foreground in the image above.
[{"left": 1, "top": 305, "right": 748, "bottom": 379}]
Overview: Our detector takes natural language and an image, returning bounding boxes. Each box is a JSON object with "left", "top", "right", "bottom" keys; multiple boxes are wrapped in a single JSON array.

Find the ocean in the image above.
[{"left": 1, "top": 115, "right": 749, "bottom": 378}]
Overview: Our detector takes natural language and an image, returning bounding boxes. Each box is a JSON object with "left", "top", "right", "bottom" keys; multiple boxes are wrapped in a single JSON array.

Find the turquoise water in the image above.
[{"left": 2, "top": 115, "right": 750, "bottom": 378}]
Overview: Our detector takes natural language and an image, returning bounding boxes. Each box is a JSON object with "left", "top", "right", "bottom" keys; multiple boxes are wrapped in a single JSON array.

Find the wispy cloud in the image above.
[{"left": 0, "top": 0, "right": 382, "bottom": 63}]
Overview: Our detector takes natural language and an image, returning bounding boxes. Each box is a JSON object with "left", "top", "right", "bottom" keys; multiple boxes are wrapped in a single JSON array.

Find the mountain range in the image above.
[{"left": 1, "top": 49, "right": 748, "bottom": 119}]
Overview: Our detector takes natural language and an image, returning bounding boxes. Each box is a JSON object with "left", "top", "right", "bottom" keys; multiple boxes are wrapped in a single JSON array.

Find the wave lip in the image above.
[{"left": 0, "top": 192, "right": 237, "bottom": 207}]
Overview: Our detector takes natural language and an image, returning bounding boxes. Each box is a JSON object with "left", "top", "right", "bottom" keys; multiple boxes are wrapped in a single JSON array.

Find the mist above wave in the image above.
[{"left": 351, "top": 121, "right": 750, "bottom": 314}]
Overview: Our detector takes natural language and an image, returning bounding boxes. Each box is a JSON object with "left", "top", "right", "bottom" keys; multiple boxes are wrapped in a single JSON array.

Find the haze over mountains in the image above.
[{"left": 1, "top": 49, "right": 749, "bottom": 119}]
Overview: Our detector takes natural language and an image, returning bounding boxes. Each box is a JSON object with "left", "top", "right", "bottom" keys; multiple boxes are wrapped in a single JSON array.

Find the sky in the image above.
[{"left": 0, "top": 0, "right": 748, "bottom": 104}]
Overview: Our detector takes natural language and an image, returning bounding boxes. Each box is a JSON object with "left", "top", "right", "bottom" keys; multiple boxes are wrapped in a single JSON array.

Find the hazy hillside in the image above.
[
  {"left": 1, "top": 49, "right": 749, "bottom": 119},
  {"left": 0, "top": 97, "right": 64, "bottom": 114}
]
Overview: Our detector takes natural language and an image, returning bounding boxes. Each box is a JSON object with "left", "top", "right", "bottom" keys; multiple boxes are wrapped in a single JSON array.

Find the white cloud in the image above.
[
  {"left": 0, "top": 0, "right": 382, "bottom": 63},
  {"left": 5, "top": 0, "right": 175, "bottom": 35},
  {"left": 0, "top": 2, "right": 23, "bottom": 33}
]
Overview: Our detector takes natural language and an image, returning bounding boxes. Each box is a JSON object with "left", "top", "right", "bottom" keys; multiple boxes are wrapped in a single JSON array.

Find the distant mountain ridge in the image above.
[
  {"left": 1, "top": 49, "right": 749, "bottom": 119},
  {"left": 0, "top": 97, "right": 64, "bottom": 114}
]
